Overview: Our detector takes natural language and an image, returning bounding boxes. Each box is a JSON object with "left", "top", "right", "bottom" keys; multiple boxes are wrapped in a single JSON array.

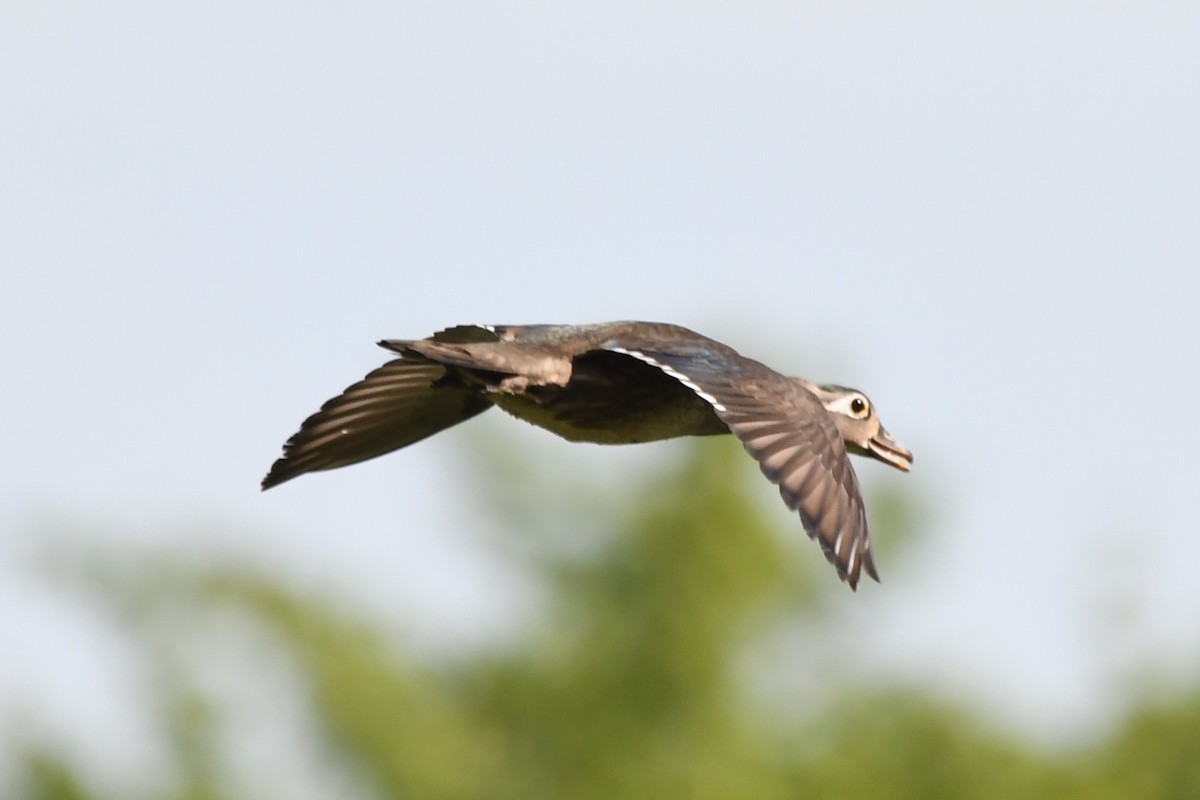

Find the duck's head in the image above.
[{"left": 806, "top": 383, "right": 913, "bottom": 472}]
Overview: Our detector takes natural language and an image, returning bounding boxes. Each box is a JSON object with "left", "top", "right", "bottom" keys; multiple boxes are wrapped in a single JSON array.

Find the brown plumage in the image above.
[{"left": 263, "top": 322, "right": 912, "bottom": 589}]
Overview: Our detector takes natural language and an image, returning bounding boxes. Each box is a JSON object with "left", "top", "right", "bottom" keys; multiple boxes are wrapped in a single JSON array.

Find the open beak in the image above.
[{"left": 867, "top": 427, "right": 913, "bottom": 472}]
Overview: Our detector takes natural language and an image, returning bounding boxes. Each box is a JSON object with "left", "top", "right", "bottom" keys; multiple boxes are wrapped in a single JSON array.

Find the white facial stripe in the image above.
[
  {"left": 608, "top": 347, "right": 727, "bottom": 412},
  {"left": 827, "top": 392, "right": 869, "bottom": 418}
]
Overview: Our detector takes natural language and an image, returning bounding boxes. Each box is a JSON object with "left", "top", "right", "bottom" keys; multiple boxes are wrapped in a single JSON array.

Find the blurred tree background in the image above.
[{"left": 9, "top": 437, "right": 1200, "bottom": 800}]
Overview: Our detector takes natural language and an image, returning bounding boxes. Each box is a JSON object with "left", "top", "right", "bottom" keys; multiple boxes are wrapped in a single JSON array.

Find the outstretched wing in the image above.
[
  {"left": 606, "top": 346, "right": 876, "bottom": 589},
  {"left": 262, "top": 357, "right": 490, "bottom": 489}
]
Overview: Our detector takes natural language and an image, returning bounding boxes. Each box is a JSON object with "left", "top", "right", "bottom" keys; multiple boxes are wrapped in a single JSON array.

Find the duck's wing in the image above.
[
  {"left": 604, "top": 345, "right": 876, "bottom": 589},
  {"left": 262, "top": 356, "right": 490, "bottom": 489}
]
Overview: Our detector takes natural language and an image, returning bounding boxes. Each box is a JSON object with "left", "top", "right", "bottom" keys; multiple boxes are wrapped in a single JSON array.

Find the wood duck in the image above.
[{"left": 263, "top": 322, "right": 912, "bottom": 589}]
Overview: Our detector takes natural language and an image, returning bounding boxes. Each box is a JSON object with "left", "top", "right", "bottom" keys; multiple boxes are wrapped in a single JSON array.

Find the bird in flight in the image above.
[{"left": 263, "top": 322, "right": 912, "bottom": 589}]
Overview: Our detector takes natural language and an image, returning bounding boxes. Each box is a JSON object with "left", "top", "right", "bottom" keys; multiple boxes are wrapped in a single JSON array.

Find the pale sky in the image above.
[{"left": 3, "top": 1, "right": 1199, "bottom": 785}]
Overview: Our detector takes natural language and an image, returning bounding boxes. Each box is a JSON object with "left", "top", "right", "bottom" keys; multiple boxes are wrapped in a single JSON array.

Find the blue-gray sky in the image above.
[{"left": 3, "top": 0, "right": 1199, "bottom": 784}]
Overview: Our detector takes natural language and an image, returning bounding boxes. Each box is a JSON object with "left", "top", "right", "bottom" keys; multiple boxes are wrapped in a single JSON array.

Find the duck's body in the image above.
[{"left": 263, "top": 322, "right": 912, "bottom": 589}]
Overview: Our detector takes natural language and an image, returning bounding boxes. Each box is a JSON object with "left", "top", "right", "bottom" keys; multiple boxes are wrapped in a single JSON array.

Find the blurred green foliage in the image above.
[{"left": 14, "top": 438, "right": 1200, "bottom": 799}]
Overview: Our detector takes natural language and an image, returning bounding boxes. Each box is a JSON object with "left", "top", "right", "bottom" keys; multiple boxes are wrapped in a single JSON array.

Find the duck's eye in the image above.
[{"left": 850, "top": 397, "right": 868, "bottom": 417}]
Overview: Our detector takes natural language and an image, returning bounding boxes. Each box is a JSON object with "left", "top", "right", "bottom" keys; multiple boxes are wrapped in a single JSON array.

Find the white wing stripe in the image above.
[{"left": 607, "top": 347, "right": 727, "bottom": 412}]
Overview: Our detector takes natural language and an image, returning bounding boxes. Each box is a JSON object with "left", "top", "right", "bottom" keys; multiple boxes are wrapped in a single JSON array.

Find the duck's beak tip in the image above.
[{"left": 868, "top": 430, "right": 913, "bottom": 472}]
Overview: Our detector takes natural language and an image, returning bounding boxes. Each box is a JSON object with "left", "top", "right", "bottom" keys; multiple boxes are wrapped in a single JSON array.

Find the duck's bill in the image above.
[{"left": 867, "top": 428, "right": 913, "bottom": 472}]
